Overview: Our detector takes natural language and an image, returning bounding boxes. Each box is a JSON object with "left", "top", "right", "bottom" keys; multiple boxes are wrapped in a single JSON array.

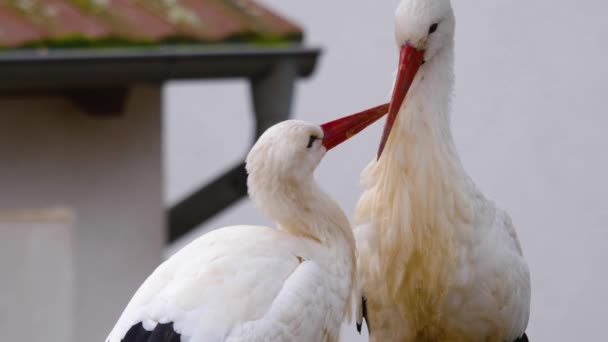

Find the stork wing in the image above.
[
  {"left": 468, "top": 209, "right": 531, "bottom": 341},
  {"left": 106, "top": 225, "right": 332, "bottom": 342},
  {"left": 495, "top": 210, "right": 531, "bottom": 340}
]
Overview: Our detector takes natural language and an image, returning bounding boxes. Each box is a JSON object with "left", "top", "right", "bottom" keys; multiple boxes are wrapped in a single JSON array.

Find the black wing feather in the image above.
[
  {"left": 121, "top": 322, "right": 151, "bottom": 342},
  {"left": 514, "top": 333, "right": 529, "bottom": 342},
  {"left": 356, "top": 296, "right": 370, "bottom": 334},
  {"left": 148, "top": 323, "right": 180, "bottom": 342},
  {"left": 121, "top": 322, "right": 181, "bottom": 342}
]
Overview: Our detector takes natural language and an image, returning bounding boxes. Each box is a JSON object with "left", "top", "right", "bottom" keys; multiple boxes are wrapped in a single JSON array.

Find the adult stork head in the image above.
[{"left": 377, "top": 0, "right": 455, "bottom": 158}]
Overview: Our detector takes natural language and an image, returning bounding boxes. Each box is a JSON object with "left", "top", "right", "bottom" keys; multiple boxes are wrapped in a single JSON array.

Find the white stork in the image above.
[
  {"left": 354, "top": 0, "right": 531, "bottom": 341},
  {"left": 106, "top": 104, "right": 388, "bottom": 342}
]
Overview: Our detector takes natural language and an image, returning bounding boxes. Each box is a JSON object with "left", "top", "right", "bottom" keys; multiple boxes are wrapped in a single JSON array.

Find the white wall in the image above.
[
  {"left": 0, "top": 86, "right": 165, "bottom": 341},
  {"left": 0, "top": 209, "right": 74, "bottom": 342},
  {"left": 166, "top": 1, "right": 608, "bottom": 340}
]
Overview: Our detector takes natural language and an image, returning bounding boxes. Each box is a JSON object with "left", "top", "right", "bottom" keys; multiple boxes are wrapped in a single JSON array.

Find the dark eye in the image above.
[
  {"left": 307, "top": 135, "right": 319, "bottom": 148},
  {"left": 429, "top": 23, "right": 439, "bottom": 34}
]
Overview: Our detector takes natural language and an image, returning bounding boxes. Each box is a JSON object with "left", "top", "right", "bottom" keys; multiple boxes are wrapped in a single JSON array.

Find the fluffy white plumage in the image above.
[
  {"left": 354, "top": 0, "right": 531, "bottom": 341},
  {"left": 107, "top": 121, "right": 356, "bottom": 342}
]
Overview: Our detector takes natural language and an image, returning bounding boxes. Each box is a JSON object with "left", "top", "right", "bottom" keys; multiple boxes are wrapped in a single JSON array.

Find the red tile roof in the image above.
[{"left": 0, "top": 0, "right": 302, "bottom": 48}]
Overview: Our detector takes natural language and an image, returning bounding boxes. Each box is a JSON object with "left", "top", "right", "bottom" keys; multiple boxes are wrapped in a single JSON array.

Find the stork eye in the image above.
[
  {"left": 429, "top": 23, "right": 439, "bottom": 34},
  {"left": 307, "top": 135, "right": 319, "bottom": 148}
]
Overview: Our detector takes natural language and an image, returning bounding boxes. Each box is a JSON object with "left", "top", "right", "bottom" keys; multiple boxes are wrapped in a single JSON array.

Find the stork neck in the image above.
[
  {"left": 378, "top": 42, "right": 479, "bottom": 220},
  {"left": 250, "top": 175, "right": 355, "bottom": 248},
  {"left": 383, "top": 43, "right": 468, "bottom": 177},
  {"left": 278, "top": 179, "right": 354, "bottom": 247},
  {"left": 393, "top": 44, "right": 456, "bottom": 159}
]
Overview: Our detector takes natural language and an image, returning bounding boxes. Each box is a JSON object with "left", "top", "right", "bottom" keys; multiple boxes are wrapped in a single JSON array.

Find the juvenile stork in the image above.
[
  {"left": 106, "top": 104, "right": 388, "bottom": 342},
  {"left": 354, "top": 1, "right": 531, "bottom": 341}
]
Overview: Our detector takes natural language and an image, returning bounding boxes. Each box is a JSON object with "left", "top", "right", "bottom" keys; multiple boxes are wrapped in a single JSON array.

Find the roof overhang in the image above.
[{"left": 0, "top": 45, "right": 320, "bottom": 90}]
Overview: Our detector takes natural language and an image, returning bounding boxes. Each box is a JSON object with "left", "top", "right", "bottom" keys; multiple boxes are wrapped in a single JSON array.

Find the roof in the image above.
[
  {"left": 0, "top": 1, "right": 319, "bottom": 93},
  {"left": 0, "top": 0, "right": 303, "bottom": 48}
]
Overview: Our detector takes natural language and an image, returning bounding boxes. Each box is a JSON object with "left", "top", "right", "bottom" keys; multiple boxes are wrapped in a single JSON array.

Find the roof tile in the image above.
[
  {"left": 0, "top": 0, "right": 302, "bottom": 48},
  {"left": 0, "top": 6, "right": 44, "bottom": 47}
]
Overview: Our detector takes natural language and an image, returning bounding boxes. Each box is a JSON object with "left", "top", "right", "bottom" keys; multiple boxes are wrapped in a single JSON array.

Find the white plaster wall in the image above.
[
  {"left": 166, "top": 0, "right": 608, "bottom": 341},
  {"left": 0, "top": 209, "right": 74, "bottom": 342},
  {"left": 0, "top": 85, "right": 164, "bottom": 341}
]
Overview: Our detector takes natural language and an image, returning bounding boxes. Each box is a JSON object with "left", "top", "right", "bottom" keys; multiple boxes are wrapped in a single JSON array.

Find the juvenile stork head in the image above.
[
  {"left": 246, "top": 105, "right": 388, "bottom": 222},
  {"left": 377, "top": 0, "right": 455, "bottom": 158}
]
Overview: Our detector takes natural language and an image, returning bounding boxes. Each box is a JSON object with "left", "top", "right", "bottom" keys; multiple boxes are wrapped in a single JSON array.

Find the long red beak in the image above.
[
  {"left": 377, "top": 44, "right": 425, "bottom": 159},
  {"left": 321, "top": 103, "right": 389, "bottom": 151}
]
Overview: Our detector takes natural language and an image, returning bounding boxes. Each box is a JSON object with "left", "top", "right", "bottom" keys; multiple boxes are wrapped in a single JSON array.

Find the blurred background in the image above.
[{"left": 1, "top": 0, "right": 607, "bottom": 341}]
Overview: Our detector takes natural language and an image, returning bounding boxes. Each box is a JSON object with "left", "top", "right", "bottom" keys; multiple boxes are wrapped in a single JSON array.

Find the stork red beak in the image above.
[
  {"left": 377, "top": 43, "right": 425, "bottom": 159},
  {"left": 321, "top": 103, "right": 389, "bottom": 151}
]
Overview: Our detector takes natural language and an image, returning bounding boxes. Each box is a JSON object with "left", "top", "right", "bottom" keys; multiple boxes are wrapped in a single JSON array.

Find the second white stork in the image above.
[
  {"left": 354, "top": 0, "right": 531, "bottom": 341},
  {"left": 106, "top": 104, "right": 388, "bottom": 342}
]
